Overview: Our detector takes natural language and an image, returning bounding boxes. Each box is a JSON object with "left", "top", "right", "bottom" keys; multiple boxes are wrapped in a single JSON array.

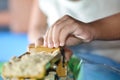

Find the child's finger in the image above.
[
  {"left": 35, "top": 37, "right": 44, "bottom": 47},
  {"left": 28, "top": 43, "right": 35, "bottom": 48},
  {"left": 64, "top": 48, "right": 73, "bottom": 61}
]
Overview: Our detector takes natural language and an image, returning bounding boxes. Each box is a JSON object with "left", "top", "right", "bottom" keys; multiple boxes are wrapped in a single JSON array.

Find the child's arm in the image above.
[
  {"left": 28, "top": 0, "right": 47, "bottom": 43},
  {"left": 43, "top": 13, "right": 120, "bottom": 48},
  {"left": 9, "top": 0, "right": 33, "bottom": 33},
  {"left": 0, "top": 11, "right": 9, "bottom": 26}
]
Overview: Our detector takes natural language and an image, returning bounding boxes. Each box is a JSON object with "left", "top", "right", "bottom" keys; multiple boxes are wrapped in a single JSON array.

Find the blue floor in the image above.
[{"left": 0, "top": 31, "right": 28, "bottom": 61}]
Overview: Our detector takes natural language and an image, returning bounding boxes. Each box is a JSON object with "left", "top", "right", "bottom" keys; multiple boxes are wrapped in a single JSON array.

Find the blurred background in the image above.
[
  {"left": 0, "top": 1, "right": 120, "bottom": 80},
  {"left": 0, "top": 0, "right": 34, "bottom": 61}
]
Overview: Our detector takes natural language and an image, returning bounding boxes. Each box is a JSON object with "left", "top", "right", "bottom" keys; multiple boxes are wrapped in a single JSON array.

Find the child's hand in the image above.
[
  {"left": 44, "top": 15, "right": 94, "bottom": 48},
  {"left": 64, "top": 47, "right": 73, "bottom": 61}
]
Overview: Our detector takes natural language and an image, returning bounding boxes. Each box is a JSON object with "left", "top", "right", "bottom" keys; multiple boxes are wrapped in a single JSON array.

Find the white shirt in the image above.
[{"left": 39, "top": 0, "right": 120, "bottom": 62}]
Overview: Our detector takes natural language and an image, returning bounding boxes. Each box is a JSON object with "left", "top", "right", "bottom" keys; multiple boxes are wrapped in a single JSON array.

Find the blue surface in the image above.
[
  {"left": 78, "top": 62, "right": 120, "bottom": 80},
  {"left": 0, "top": 31, "right": 28, "bottom": 61},
  {"left": 76, "top": 53, "right": 120, "bottom": 80},
  {"left": 77, "top": 53, "right": 120, "bottom": 69}
]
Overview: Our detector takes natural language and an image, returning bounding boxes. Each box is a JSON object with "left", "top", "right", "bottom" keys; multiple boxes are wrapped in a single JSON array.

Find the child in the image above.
[{"left": 29, "top": 0, "right": 120, "bottom": 62}]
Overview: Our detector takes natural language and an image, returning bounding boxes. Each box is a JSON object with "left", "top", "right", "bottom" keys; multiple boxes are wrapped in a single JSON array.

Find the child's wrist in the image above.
[{"left": 74, "top": 23, "right": 95, "bottom": 43}]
